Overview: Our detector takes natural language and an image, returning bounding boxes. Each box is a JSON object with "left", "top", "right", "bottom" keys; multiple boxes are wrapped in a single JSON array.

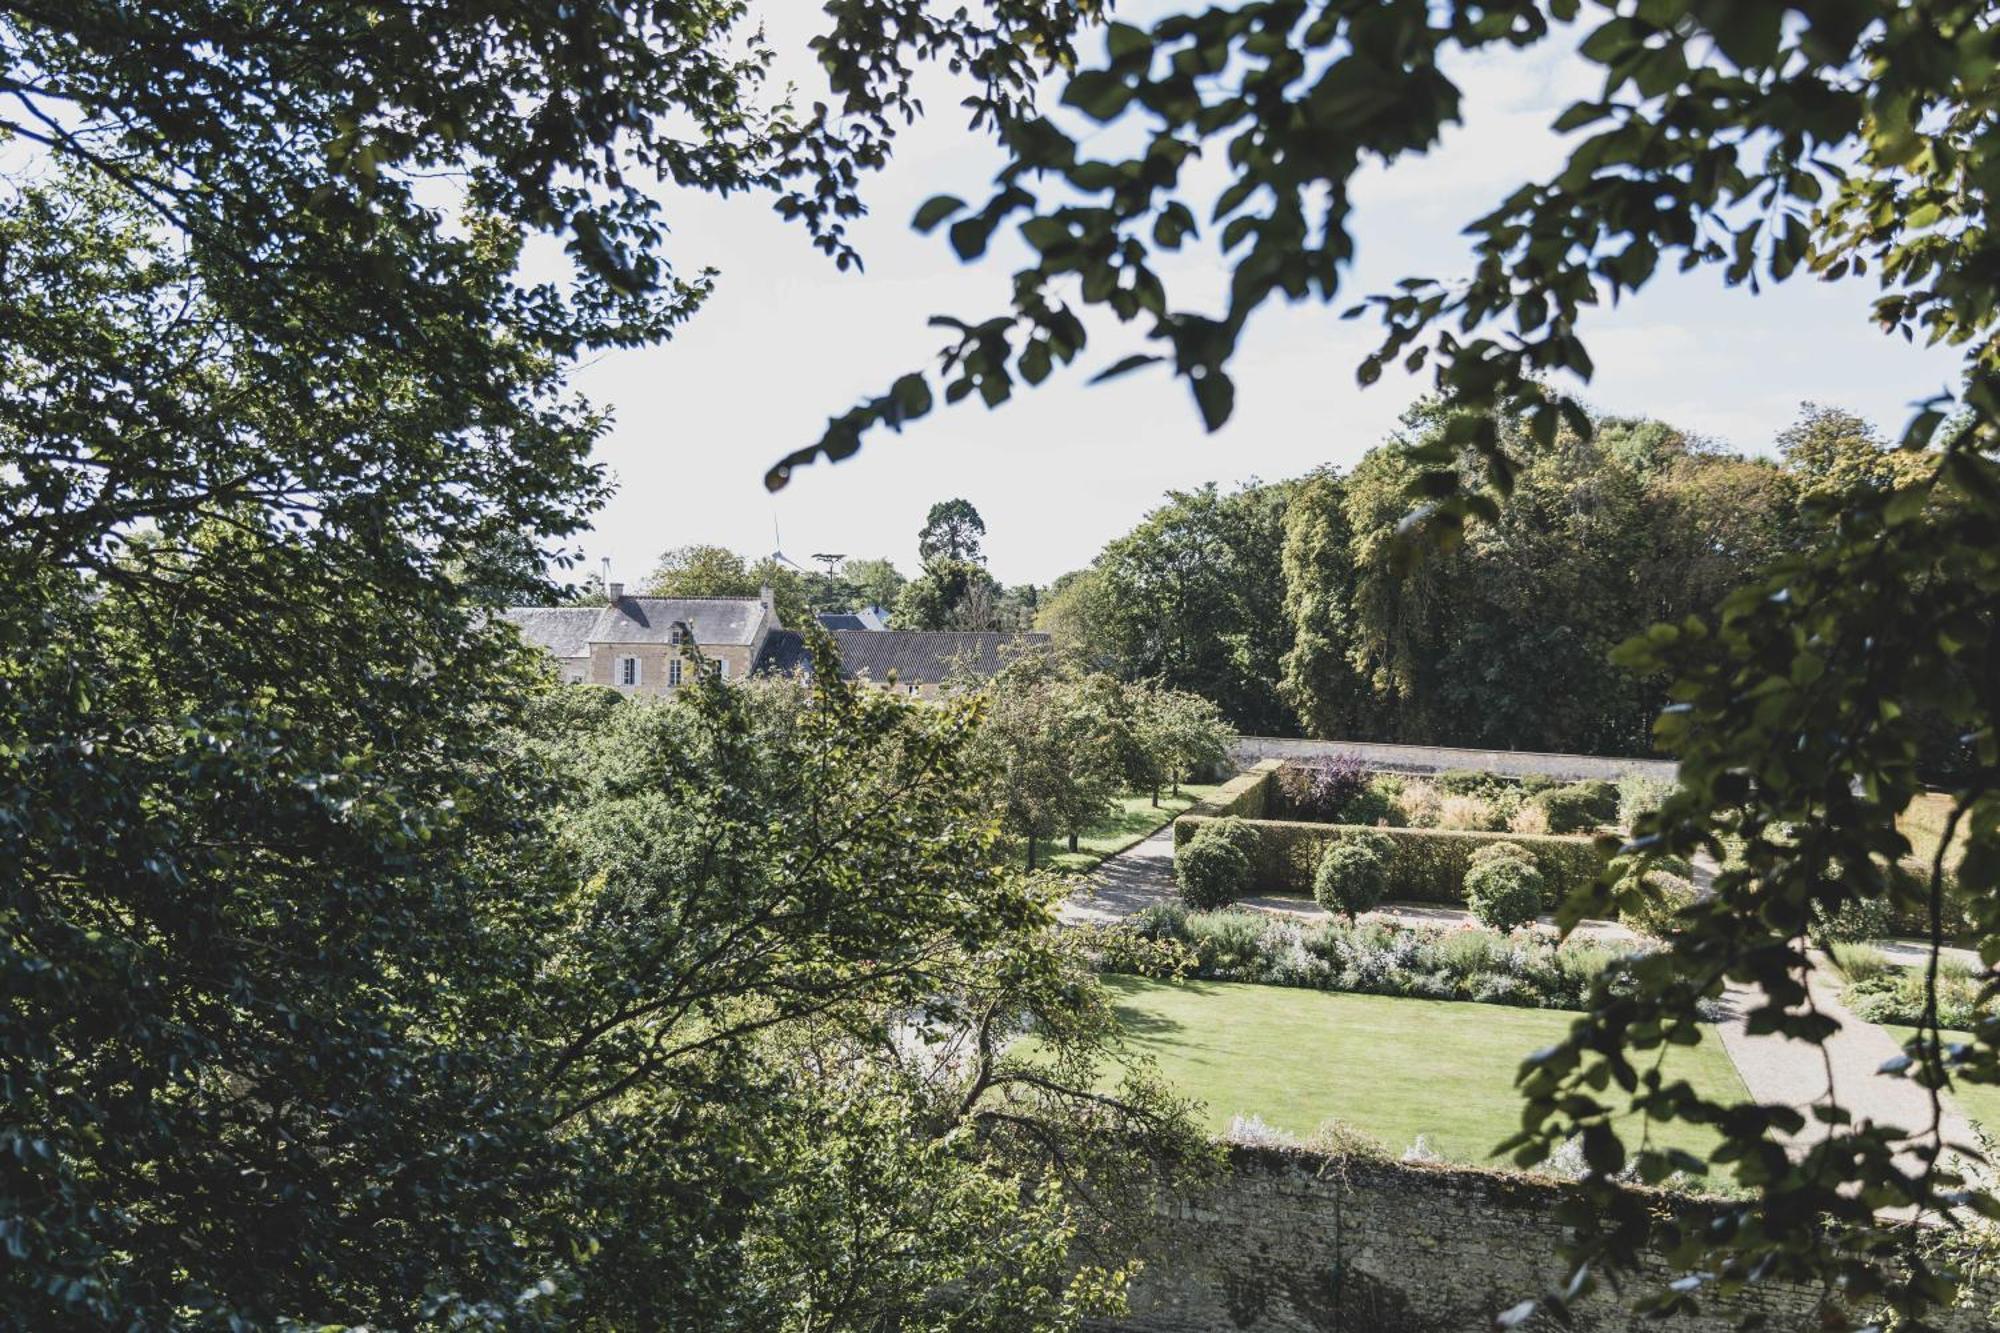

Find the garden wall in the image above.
[
  {"left": 1229, "top": 737, "right": 1675, "bottom": 784},
  {"left": 1187, "top": 758, "right": 1283, "bottom": 820},
  {"left": 1103, "top": 1145, "right": 1997, "bottom": 1333},
  {"left": 1175, "top": 815, "right": 1607, "bottom": 906}
]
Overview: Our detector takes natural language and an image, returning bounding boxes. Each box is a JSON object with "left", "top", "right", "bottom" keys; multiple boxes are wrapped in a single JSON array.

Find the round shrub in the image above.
[
  {"left": 1535, "top": 785, "right": 1602, "bottom": 834},
  {"left": 1200, "top": 815, "right": 1261, "bottom": 860},
  {"left": 1468, "top": 839, "right": 1534, "bottom": 870},
  {"left": 1313, "top": 829, "right": 1395, "bottom": 919},
  {"left": 1464, "top": 856, "right": 1546, "bottom": 932},
  {"left": 1177, "top": 827, "right": 1251, "bottom": 910},
  {"left": 1569, "top": 779, "right": 1620, "bottom": 823},
  {"left": 1618, "top": 870, "right": 1700, "bottom": 940},
  {"left": 1436, "top": 768, "right": 1503, "bottom": 797}
]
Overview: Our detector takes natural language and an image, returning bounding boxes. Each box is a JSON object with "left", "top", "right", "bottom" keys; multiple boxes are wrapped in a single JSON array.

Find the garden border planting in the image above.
[{"left": 1175, "top": 813, "right": 1607, "bottom": 905}]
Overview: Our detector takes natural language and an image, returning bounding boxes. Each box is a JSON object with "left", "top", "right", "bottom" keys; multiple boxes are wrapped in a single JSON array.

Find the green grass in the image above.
[
  {"left": 1883, "top": 1025, "right": 2000, "bottom": 1140},
  {"left": 1102, "top": 973, "right": 1749, "bottom": 1165},
  {"left": 1029, "top": 784, "right": 1224, "bottom": 875}
]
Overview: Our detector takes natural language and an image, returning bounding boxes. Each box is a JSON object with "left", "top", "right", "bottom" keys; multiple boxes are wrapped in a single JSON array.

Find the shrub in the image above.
[
  {"left": 1173, "top": 815, "right": 1607, "bottom": 906},
  {"left": 1314, "top": 830, "right": 1394, "bottom": 919},
  {"left": 1276, "top": 754, "right": 1370, "bottom": 821},
  {"left": 1508, "top": 802, "right": 1550, "bottom": 835},
  {"left": 1829, "top": 940, "right": 1892, "bottom": 984},
  {"left": 1396, "top": 779, "right": 1442, "bottom": 828},
  {"left": 1811, "top": 893, "right": 1894, "bottom": 945},
  {"left": 1617, "top": 774, "right": 1674, "bottom": 830},
  {"left": 1436, "top": 768, "right": 1504, "bottom": 796},
  {"left": 1435, "top": 793, "right": 1496, "bottom": 831},
  {"left": 1339, "top": 779, "right": 1405, "bottom": 827},
  {"left": 1569, "top": 779, "right": 1620, "bottom": 823},
  {"left": 1469, "top": 839, "right": 1534, "bottom": 869},
  {"left": 1464, "top": 857, "right": 1546, "bottom": 931},
  {"left": 1619, "top": 871, "right": 1700, "bottom": 940},
  {"left": 1520, "top": 773, "right": 1563, "bottom": 795},
  {"left": 1092, "top": 908, "right": 1618, "bottom": 1011},
  {"left": 1536, "top": 784, "right": 1603, "bottom": 834},
  {"left": 1176, "top": 825, "right": 1250, "bottom": 910},
  {"left": 1844, "top": 955, "right": 1989, "bottom": 1029}
]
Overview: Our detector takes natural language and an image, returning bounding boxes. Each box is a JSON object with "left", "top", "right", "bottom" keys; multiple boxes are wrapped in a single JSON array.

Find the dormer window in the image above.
[{"left": 669, "top": 625, "right": 685, "bottom": 645}]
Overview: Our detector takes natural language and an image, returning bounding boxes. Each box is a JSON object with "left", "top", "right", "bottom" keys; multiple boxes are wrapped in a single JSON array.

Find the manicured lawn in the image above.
[
  {"left": 1030, "top": 784, "right": 1224, "bottom": 875},
  {"left": 1102, "top": 974, "right": 1749, "bottom": 1165},
  {"left": 1884, "top": 1026, "right": 2000, "bottom": 1140}
]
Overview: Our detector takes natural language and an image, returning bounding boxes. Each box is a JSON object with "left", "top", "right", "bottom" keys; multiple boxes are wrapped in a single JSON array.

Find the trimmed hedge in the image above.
[
  {"left": 1175, "top": 815, "right": 1608, "bottom": 907},
  {"left": 1185, "top": 758, "right": 1281, "bottom": 820}
]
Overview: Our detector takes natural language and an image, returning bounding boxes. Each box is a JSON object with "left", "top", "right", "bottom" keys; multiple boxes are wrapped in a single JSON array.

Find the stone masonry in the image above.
[{"left": 1102, "top": 1145, "right": 1996, "bottom": 1333}]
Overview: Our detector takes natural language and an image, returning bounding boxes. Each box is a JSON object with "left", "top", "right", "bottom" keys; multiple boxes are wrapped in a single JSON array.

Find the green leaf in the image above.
[{"left": 912, "top": 195, "right": 966, "bottom": 233}]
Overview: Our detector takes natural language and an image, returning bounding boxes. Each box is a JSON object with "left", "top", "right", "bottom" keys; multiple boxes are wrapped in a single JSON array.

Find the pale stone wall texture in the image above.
[
  {"left": 1102, "top": 1146, "right": 1995, "bottom": 1333},
  {"left": 1229, "top": 737, "right": 1676, "bottom": 784}
]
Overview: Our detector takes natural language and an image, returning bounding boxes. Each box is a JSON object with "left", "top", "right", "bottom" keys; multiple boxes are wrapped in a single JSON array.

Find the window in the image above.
[
  {"left": 669, "top": 625, "right": 684, "bottom": 645},
  {"left": 906, "top": 683, "right": 920, "bottom": 695},
  {"left": 715, "top": 659, "right": 729, "bottom": 681},
  {"left": 667, "top": 658, "right": 682, "bottom": 687},
  {"left": 619, "top": 657, "right": 640, "bottom": 687}
]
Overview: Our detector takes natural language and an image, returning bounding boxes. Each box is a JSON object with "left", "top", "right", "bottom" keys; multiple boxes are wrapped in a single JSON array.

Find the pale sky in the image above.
[{"left": 566, "top": 11, "right": 1965, "bottom": 591}]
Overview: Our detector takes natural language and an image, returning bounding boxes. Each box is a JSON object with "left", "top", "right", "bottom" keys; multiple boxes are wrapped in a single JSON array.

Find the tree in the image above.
[
  {"left": 843, "top": 556, "right": 908, "bottom": 613},
  {"left": 918, "top": 497, "right": 988, "bottom": 564},
  {"left": 1134, "top": 684, "right": 1232, "bottom": 803},
  {"left": 758, "top": 4, "right": 2000, "bottom": 1319},
  {"left": 895, "top": 555, "right": 1003, "bottom": 630},
  {"left": 1094, "top": 481, "right": 1295, "bottom": 734},
  {"left": 1, "top": 2, "right": 1117, "bottom": 1323},
  {"left": 1277, "top": 470, "right": 1370, "bottom": 739},
  {"left": 970, "top": 651, "right": 1122, "bottom": 868},
  {"left": 642, "top": 543, "right": 808, "bottom": 624},
  {"left": 1036, "top": 567, "right": 1119, "bottom": 670}
]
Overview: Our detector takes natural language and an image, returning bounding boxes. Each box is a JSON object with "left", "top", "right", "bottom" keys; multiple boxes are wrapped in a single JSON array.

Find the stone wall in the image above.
[
  {"left": 1104, "top": 1145, "right": 1995, "bottom": 1333},
  {"left": 1229, "top": 737, "right": 1675, "bottom": 784}
]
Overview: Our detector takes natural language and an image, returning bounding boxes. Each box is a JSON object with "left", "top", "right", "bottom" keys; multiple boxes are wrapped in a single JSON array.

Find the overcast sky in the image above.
[{"left": 564, "top": 11, "right": 1965, "bottom": 591}]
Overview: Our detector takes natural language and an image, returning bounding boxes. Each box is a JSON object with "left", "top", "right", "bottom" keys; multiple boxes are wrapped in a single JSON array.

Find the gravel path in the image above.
[{"left": 1063, "top": 821, "right": 1990, "bottom": 1178}]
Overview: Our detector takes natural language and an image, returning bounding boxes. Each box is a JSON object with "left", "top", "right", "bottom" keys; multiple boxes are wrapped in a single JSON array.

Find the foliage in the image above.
[
  {"left": 1175, "top": 824, "right": 1251, "bottom": 912},
  {"left": 1314, "top": 830, "right": 1395, "bottom": 920},
  {"left": 1189, "top": 761, "right": 1278, "bottom": 820},
  {"left": 969, "top": 648, "right": 1123, "bottom": 869},
  {"left": 643, "top": 542, "right": 811, "bottom": 624},
  {"left": 1470, "top": 840, "right": 1536, "bottom": 870},
  {"left": 1116, "top": 908, "right": 1619, "bottom": 1013},
  {"left": 1132, "top": 682, "right": 1234, "bottom": 799},
  {"left": 1274, "top": 754, "right": 1371, "bottom": 822},
  {"left": 773, "top": 0, "right": 2000, "bottom": 1312},
  {"left": 1844, "top": 958, "right": 1991, "bottom": 1032},
  {"left": 1278, "top": 469, "right": 1368, "bottom": 736},
  {"left": 1829, "top": 942, "right": 1895, "bottom": 987},
  {"left": 1176, "top": 815, "right": 1606, "bottom": 907},
  {"left": 1535, "top": 784, "right": 1606, "bottom": 835},
  {"left": 1083, "top": 481, "right": 1297, "bottom": 734},
  {"left": 1464, "top": 858, "right": 1549, "bottom": 932},
  {"left": 918, "top": 497, "right": 989, "bottom": 565},
  {"left": 1616, "top": 775, "right": 1675, "bottom": 832},
  {"left": 1614, "top": 871, "right": 1702, "bottom": 943}
]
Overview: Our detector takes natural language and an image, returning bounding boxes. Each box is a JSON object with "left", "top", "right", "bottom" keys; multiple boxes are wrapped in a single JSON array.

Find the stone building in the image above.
[{"left": 504, "top": 583, "right": 1047, "bottom": 699}]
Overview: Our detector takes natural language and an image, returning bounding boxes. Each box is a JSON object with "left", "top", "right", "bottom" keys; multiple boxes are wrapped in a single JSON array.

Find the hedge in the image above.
[
  {"left": 1184, "top": 758, "right": 1281, "bottom": 820},
  {"left": 1175, "top": 815, "right": 1608, "bottom": 907}
]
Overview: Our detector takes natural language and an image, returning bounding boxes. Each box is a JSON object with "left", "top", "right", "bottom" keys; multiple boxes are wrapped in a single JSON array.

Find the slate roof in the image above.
[
  {"left": 755, "top": 629, "right": 1050, "bottom": 685},
  {"left": 505, "top": 595, "right": 767, "bottom": 654},
  {"left": 501, "top": 607, "right": 598, "bottom": 660},
  {"left": 815, "top": 609, "right": 887, "bottom": 631}
]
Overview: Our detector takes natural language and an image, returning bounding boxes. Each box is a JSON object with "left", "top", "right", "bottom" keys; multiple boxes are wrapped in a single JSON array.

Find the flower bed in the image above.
[{"left": 1083, "top": 904, "right": 1622, "bottom": 1012}]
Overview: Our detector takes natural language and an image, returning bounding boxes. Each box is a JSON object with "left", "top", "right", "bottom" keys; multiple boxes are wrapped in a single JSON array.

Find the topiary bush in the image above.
[
  {"left": 1173, "top": 816, "right": 1607, "bottom": 905},
  {"left": 1176, "top": 822, "right": 1251, "bottom": 910},
  {"left": 1464, "top": 856, "right": 1546, "bottom": 931},
  {"left": 1313, "top": 829, "right": 1395, "bottom": 919},
  {"left": 1618, "top": 870, "right": 1700, "bottom": 940},
  {"left": 1535, "top": 784, "right": 1604, "bottom": 834},
  {"left": 1468, "top": 839, "right": 1534, "bottom": 870}
]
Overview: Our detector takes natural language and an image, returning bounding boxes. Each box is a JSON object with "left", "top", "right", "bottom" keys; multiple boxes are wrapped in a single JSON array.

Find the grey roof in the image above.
[
  {"left": 755, "top": 629, "right": 1050, "bottom": 685},
  {"left": 502, "top": 607, "right": 598, "bottom": 660},
  {"left": 591, "top": 595, "right": 765, "bottom": 646},
  {"left": 816, "top": 608, "right": 888, "bottom": 632},
  {"left": 506, "top": 595, "right": 767, "bottom": 653}
]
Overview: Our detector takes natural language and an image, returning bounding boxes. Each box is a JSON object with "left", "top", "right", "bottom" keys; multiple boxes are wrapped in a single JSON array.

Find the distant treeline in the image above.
[{"left": 1038, "top": 401, "right": 1944, "bottom": 759}]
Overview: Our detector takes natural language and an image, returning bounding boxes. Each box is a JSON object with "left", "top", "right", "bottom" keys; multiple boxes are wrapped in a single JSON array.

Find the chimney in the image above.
[
  {"left": 759, "top": 582, "right": 775, "bottom": 612},
  {"left": 607, "top": 581, "right": 625, "bottom": 603}
]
